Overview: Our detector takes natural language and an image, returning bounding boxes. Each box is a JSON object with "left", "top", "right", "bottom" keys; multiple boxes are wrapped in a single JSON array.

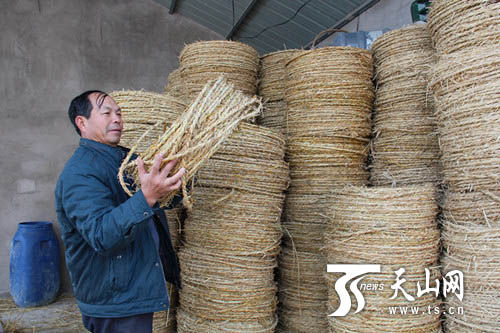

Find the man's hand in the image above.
[{"left": 137, "top": 153, "right": 186, "bottom": 207}]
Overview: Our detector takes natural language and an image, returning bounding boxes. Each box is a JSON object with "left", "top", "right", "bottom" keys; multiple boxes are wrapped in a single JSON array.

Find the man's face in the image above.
[{"left": 77, "top": 93, "right": 123, "bottom": 147}]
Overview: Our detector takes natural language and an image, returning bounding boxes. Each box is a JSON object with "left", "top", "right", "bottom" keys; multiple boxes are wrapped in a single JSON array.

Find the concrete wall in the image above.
[
  {"left": 0, "top": 0, "right": 222, "bottom": 294},
  {"left": 318, "top": 0, "right": 415, "bottom": 47},
  {"left": 0, "top": 0, "right": 417, "bottom": 295}
]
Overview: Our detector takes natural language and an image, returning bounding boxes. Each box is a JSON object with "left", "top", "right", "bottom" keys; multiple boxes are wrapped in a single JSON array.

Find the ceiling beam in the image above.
[
  {"left": 153, "top": 0, "right": 178, "bottom": 14},
  {"left": 226, "top": 0, "right": 260, "bottom": 40},
  {"left": 169, "top": 0, "right": 178, "bottom": 14},
  {"left": 303, "top": 0, "right": 382, "bottom": 49}
]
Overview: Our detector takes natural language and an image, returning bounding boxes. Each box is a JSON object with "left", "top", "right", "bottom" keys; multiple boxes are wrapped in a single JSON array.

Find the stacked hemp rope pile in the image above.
[
  {"left": 428, "top": 1, "right": 500, "bottom": 331},
  {"left": 110, "top": 91, "right": 187, "bottom": 154},
  {"left": 176, "top": 122, "right": 289, "bottom": 332},
  {"left": 370, "top": 24, "right": 440, "bottom": 186},
  {"left": 179, "top": 40, "right": 259, "bottom": 103},
  {"left": 279, "top": 47, "right": 374, "bottom": 332},
  {"left": 325, "top": 185, "right": 442, "bottom": 332},
  {"left": 429, "top": 0, "right": 500, "bottom": 328},
  {"left": 257, "top": 49, "right": 304, "bottom": 134},
  {"left": 117, "top": 78, "right": 275, "bottom": 331}
]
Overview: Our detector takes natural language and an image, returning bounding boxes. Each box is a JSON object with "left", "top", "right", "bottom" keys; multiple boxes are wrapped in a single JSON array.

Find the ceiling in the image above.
[{"left": 154, "top": 0, "right": 382, "bottom": 55}]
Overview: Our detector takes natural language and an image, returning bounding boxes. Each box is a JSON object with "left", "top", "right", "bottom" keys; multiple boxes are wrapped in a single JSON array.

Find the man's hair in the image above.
[{"left": 68, "top": 90, "right": 108, "bottom": 135}]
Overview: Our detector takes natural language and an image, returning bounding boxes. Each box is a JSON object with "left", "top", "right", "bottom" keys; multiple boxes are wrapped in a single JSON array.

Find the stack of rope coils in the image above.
[
  {"left": 179, "top": 40, "right": 259, "bottom": 102},
  {"left": 176, "top": 122, "right": 289, "bottom": 332},
  {"left": 427, "top": 0, "right": 500, "bottom": 55},
  {"left": 278, "top": 47, "right": 374, "bottom": 332},
  {"left": 258, "top": 50, "right": 304, "bottom": 134},
  {"left": 428, "top": 0, "right": 500, "bottom": 331},
  {"left": 370, "top": 24, "right": 440, "bottom": 186},
  {"left": 325, "top": 185, "right": 442, "bottom": 332},
  {"left": 110, "top": 91, "right": 186, "bottom": 154}
]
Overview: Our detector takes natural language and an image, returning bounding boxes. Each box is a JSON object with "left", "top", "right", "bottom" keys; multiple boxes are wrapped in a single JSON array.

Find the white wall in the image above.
[{"left": 318, "top": 0, "right": 416, "bottom": 47}]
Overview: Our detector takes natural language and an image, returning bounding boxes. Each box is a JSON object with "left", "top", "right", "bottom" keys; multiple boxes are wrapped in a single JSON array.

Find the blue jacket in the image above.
[{"left": 55, "top": 138, "right": 181, "bottom": 318}]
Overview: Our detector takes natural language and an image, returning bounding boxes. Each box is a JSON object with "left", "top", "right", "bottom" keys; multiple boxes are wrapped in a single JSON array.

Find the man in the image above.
[{"left": 55, "top": 90, "right": 185, "bottom": 332}]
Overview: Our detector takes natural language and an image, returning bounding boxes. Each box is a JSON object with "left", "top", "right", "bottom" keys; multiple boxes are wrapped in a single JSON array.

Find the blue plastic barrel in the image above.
[{"left": 9, "top": 221, "right": 60, "bottom": 307}]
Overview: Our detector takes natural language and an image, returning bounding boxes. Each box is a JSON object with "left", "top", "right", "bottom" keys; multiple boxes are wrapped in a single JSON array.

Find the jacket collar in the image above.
[{"left": 79, "top": 138, "right": 127, "bottom": 163}]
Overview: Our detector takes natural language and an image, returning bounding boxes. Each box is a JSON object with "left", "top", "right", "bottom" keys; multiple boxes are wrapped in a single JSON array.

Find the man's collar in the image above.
[{"left": 79, "top": 138, "right": 126, "bottom": 160}]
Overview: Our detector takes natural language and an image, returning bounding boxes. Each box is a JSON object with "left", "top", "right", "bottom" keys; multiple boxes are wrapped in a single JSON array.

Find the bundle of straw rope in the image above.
[
  {"left": 110, "top": 91, "right": 187, "bottom": 154},
  {"left": 284, "top": 47, "right": 373, "bottom": 194},
  {"left": 441, "top": 220, "right": 500, "bottom": 332},
  {"left": 428, "top": 2, "right": 500, "bottom": 330},
  {"left": 285, "top": 48, "right": 373, "bottom": 107},
  {"left": 177, "top": 123, "right": 288, "bottom": 332},
  {"left": 427, "top": 0, "right": 500, "bottom": 55},
  {"left": 430, "top": 48, "right": 500, "bottom": 193},
  {"left": 259, "top": 50, "right": 304, "bottom": 102},
  {"left": 278, "top": 193, "right": 331, "bottom": 332},
  {"left": 370, "top": 24, "right": 440, "bottom": 186},
  {"left": 257, "top": 50, "right": 304, "bottom": 134},
  {"left": 278, "top": 46, "right": 374, "bottom": 332},
  {"left": 164, "top": 68, "right": 185, "bottom": 100},
  {"left": 259, "top": 100, "right": 288, "bottom": 135},
  {"left": 194, "top": 122, "right": 289, "bottom": 195},
  {"left": 118, "top": 77, "right": 262, "bottom": 208},
  {"left": 180, "top": 40, "right": 259, "bottom": 101},
  {"left": 278, "top": 248, "right": 328, "bottom": 332},
  {"left": 442, "top": 190, "right": 500, "bottom": 227},
  {"left": 286, "top": 136, "right": 370, "bottom": 194},
  {"left": 182, "top": 188, "right": 283, "bottom": 254},
  {"left": 325, "top": 185, "right": 442, "bottom": 332}
]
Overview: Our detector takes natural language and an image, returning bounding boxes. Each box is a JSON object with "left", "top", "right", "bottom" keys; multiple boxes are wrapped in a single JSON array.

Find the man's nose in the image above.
[{"left": 112, "top": 113, "right": 122, "bottom": 123}]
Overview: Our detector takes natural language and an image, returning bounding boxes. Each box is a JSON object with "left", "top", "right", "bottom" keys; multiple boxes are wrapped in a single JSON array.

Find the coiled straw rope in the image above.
[
  {"left": 257, "top": 50, "right": 304, "bottom": 134},
  {"left": 177, "top": 124, "right": 288, "bottom": 332},
  {"left": 259, "top": 100, "right": 288, "bottom": 135},
  {"left": 118, "top": 77, "right": 262, "bottom": 208},
  {"left": 441, "top": 220, "right": 500, "bottom": 332},
  {"left": 278, "top": 46, "right": 374, "bottom": 332},
  {"left": 370, "top": 24, "right": 440, "bottom": 186},
  {"left": 428, "top": 2, "right": 500, "bottom": 331},
  {"left": 258, "top": 50, "right": 304, "bottom": 102},
  {"left": 430, "top": 47, "right": 500, "bottom": 193},
  {"left": 325, "top": 185, "right": 442, "bottom": 332},
  {"left": 180, "top": 40, "right": 259, "bottom": 101},
  {"left": 427, "top": 0, "right": 500, "bottom": 55}
]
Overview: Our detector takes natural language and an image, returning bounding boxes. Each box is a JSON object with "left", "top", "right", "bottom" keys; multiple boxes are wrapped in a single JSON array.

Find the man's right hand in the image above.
[{"left": 137, "top": 153, "right": 186, "bottom": 207}]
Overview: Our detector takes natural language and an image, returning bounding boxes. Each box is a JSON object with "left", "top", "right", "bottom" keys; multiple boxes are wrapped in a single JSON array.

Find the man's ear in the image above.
[{"left": 75, "top": 115, "right": 87, "bottom": 134}]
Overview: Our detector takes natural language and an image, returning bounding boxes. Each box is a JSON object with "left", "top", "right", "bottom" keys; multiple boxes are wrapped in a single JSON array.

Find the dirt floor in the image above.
[{"left": 0, "top": 292, "right": 86, "bottom": 332}]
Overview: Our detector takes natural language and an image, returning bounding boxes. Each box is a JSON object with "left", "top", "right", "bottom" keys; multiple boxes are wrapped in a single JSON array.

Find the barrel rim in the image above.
[{"left": 18, "top": 221, "right": 53, "bottom": 228}]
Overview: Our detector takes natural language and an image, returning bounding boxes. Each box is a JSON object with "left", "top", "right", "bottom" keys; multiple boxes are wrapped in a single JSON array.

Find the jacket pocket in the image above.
[{"left": 110, "top": 248, "right": 130, "bottom": 291}]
